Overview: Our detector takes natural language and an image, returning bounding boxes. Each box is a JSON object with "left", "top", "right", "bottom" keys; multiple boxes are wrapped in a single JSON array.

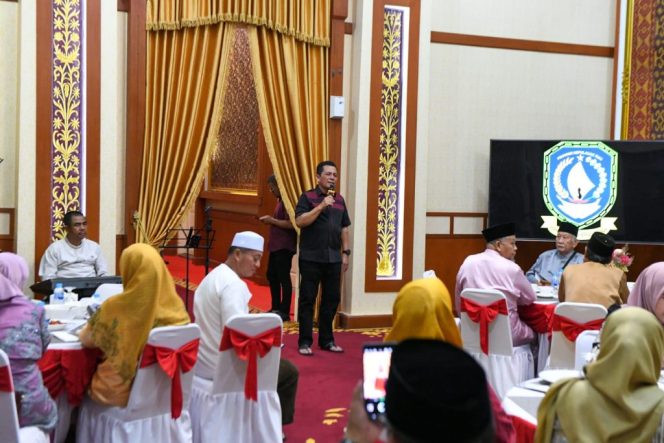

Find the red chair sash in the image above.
[
  {"left": 37, "top": 348, "right": 100, "bottom": 406},
  {"left": 139, "top": 339, "right": 200, "bottom": 419},
  {"left": 460, "top": 298, "right": 508, "bottom": 354},
  {"left": 551, "top": 314, "right": 603, "bottom": 343},
  {"left": 0, "top": 366, "right": 14, "bottom": 393},
  {"left": 219, "top": 326, "right": 282, "bottom": 401},
  {"left": 518, "top": 303, "right": 556, "bottom": 334}
]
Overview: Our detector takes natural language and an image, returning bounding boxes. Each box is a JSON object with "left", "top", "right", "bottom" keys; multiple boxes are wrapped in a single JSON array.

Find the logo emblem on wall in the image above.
[{"left": 542, "top": 141, "right": 618, "bottom": 240}]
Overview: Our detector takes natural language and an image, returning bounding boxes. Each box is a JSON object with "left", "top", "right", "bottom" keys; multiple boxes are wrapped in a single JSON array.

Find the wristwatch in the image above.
[{"left": 342, "top": 249, "right": 351, "bottom": 256}]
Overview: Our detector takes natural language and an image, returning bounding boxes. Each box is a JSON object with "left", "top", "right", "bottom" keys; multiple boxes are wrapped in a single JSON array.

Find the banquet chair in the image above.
[
  {"left": 547, "top": 302, "right": 606, "bottom": 369},
  {"left": 0, "top": 349, "right": 49, "bottom": 443},
  {"left": 460, "top": 289, "right": 534, "bottom": 398},
  {"left": 574, "top": 330, "right": 600, "bottom": 370},
  {"left": 77, "top": 324, "right": 201, "bottom": 443},
  {"left": 94, "top": 283, "right": 123, "bottom": 301},
  {"left": 45, "top": 341, "right": 89, "bottom": 443},
  {"left": 189, "top": 313, "right": 283, "bottom": 443}
]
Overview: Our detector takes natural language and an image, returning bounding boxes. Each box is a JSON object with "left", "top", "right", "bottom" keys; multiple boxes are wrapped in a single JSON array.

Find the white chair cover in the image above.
[
  {"left": 77, "top": 324, "right": 201, "bottom": 443},
  {"left": 44, "top": 341, "right": 82, "bottom": 443},
  {"left": 536, "top": 333, "right": 550, "bottom": 376},
  {"left": 94, "top": 283, "right": 124, "bottom": 301},
  {"left": 0, "top": 350, "right": 49, "bottom": 443},
  {"left": 189, "top": 313, "right": 283, "bottom": 443},
  {"left": 548, "top": 302, "right": 606, "bottom": 369},
  {"left": 574, "top": 330, "right": 600, "bottom": 370},
  {"left": 460, "top": 289, "right": 534, "bottom": 398}
]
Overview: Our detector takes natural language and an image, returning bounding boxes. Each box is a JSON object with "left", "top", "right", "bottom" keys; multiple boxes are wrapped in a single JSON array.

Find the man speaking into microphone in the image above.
[{"left": 294, "top": 160, "right": 352, "bottom": 356}]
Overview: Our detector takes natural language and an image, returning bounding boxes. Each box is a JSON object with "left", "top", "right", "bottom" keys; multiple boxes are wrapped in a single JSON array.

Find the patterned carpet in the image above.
[{"left": 281, "top": 325, "right": 389, "bottom": 443}]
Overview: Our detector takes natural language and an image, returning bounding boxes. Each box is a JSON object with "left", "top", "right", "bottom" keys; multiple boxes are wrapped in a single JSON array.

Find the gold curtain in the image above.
[
  {"left": 146, "top": 0, "right": 330, "bottom": 47},
  {"left": 248, "top": 25, "right": 329, "bottom": 226},
  {"left": 139, "top": 0, "right": 331, "bottom": 238},
  {"left": 136, "top": 22, "right": 235, "bottom": 245}
]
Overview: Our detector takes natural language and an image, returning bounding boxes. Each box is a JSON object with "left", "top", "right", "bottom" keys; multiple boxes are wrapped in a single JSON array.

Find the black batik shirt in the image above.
[{"left": 295, "top": 187, "right": 352, "bottom": 264}]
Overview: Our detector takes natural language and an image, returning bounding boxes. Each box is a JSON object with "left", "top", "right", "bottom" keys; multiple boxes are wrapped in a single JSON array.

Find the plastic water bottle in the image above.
[
  {"left": 551, "top": 271, "right": 562, "bottom": 291},
  {"left": 50, "top": 282, "right": 65, "bottom": 304}
]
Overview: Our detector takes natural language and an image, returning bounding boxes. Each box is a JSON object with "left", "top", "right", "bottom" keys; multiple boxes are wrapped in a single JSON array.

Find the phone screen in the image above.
[{"left": 362, "top": 343, "right": 394, "bottom": 422}]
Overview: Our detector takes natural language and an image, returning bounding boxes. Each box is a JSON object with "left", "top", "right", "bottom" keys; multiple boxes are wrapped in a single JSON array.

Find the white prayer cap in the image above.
[{"left": 231, "top": 231, "right": 264, "bottom": 252}]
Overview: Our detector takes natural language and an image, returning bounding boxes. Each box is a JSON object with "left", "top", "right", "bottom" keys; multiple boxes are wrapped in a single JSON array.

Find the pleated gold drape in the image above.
[
  {"left": 146, "top": 0, "right": 330, "bottom": 46},
  {"left": 248, "top": 25, "right": 329, "bottom": 225},
  {"left": 138, "top": 0, "right": 331, "bottom": 243},
  {"left": 136, "top": 21, "right": 234, "bottom": 245}
]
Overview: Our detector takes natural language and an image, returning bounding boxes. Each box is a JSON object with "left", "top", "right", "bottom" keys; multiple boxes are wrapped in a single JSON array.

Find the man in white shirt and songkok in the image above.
[
  {"left": 38, "top": 210, "right": 109, "bottom": 280},
  {"left": 526, "top": 221, "right": 583, "bottom": 285},
  {"left": 193, "top": 231, "right": 299, "bottom": 427}
]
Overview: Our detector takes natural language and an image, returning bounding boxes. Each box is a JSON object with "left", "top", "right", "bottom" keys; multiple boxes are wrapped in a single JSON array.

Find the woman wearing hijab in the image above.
[
  {"left": 0, "top": 252, "right": 57, "bottom": 430},
  {"left": 385, "top": 277, "right": 515, "bottom": 443},
  {"left": 79, "top": 243, "right": 190, "bottom": 406},
  {"left": 628, "top": 262, "right": 664, "bottom": 326},
  {"left": 385, "top": 277, "right": 461, "bottom": 344},
  {"left": 536, "top": 307, "right": 664, "bottom": 443}
]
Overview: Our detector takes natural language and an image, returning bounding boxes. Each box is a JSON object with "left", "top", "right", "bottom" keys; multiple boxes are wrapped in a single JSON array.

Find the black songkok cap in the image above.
[
  {"left": 587, "top": 232, "right": 615, "bottom": 258},
  {"left": 385, "top": 339, "right": 493, "bottom": 443},
  {"left": 557, "top": 222, "right": 578, "bottom": 237},
  {"left": 482, "top": 222, "right": 515, "bottom": 243}
]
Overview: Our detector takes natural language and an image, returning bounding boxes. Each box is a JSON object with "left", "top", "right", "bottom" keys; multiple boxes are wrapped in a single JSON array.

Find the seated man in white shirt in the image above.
[
  {"left": 194, "top": 231, "right": 299, "bottom": 427},
  {"left": 526, "top": 222, "right": 583, "bottom": 285},
  {"left": 38, "top": 210, "right": 109, "bottom": 280}
]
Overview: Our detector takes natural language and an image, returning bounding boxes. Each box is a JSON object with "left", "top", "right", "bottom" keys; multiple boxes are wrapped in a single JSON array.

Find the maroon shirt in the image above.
[{"left": 268, "top": 200, "right": 297, "bottom": 253}]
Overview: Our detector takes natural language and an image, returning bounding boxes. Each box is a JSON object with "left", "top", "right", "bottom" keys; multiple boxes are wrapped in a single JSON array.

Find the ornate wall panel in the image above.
[
  {"left": 621, "top": 0, "right": 664, "bottom": 139},
  {"left": 364, "top": 0, "right": 420, "bottom": 292},
  {"left": 36, "top": 0, "right": 101, "bottom": 272},
  {"left": 49, "top": 0, "right": 85, "bottom": 240},
  {"left": 376, "top": 7, "right": 406, "bottom": 279}
]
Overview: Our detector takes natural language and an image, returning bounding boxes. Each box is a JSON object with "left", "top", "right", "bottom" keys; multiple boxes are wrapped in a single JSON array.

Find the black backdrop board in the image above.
[{"left": 489, "top": 140, "right": 664, "bottom": 243}]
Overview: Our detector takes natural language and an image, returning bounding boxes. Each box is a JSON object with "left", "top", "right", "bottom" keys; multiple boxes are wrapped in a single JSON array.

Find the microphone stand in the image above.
[{"left": 204, "top": 207, "right": 213, "bottom": 275}]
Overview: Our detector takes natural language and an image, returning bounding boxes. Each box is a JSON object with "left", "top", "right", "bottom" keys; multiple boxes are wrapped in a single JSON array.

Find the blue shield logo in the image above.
[{"left": 543, "top": 141, "right": 618, "bottom": 228}]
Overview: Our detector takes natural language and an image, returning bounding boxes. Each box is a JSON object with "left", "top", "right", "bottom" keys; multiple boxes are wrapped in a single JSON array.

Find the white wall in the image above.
[
  {"left": 341, "top": 0, "right": 618, "bottom": 317},
  {"left": 432, "top": 0, "right": 615, "bottom": 46},
  {"left": 426, "top": 1, "right": 616, "bottom": 213},
  {"left": 427, "top": 45, "right": 613, "bottom": 212},
  {"left": 16, "top": 0, "right": 37, "bottom": 280},
  {"left": 0, "top": 3, "right": 18, "bottom": 209}
]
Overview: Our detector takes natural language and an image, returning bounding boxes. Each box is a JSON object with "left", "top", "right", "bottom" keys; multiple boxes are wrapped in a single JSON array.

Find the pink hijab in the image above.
[
  {"left": 628, "top": 262, "right": 664, "bottom": 323},
  {"left": 0, "top": 252, "right": 29, "bottom": 301}
]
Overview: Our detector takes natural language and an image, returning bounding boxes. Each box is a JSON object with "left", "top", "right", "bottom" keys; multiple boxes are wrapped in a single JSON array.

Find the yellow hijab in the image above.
[
  {"left": 88, "top": 243, "right": 190, "bottom": 382},
  {"left": 536, "top": 307, "right": 664, "bottom": 443},
  {"left": 385, "top": 277, "right": 461, "bottom": 347}
]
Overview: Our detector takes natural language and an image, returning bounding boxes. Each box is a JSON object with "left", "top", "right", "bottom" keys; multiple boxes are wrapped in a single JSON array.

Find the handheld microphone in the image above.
[{"left": 328, "top": 183, "right": 336, "bottom": 197}]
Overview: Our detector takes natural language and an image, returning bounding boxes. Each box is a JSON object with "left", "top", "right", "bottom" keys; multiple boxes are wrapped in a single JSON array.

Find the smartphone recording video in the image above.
[{"left": 362, "top": 342, "right": 395, "bottom": 422}]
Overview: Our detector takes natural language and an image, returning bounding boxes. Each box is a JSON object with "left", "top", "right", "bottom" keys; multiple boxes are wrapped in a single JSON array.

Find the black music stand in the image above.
[{"left": 160, "top": 226, "right": 215, "bottom": 309}]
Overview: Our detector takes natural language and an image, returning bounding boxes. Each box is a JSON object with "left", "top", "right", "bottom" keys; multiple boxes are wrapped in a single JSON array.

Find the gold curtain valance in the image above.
[{"left": 146, "top": 0, "right": 331, "bottom": 47}]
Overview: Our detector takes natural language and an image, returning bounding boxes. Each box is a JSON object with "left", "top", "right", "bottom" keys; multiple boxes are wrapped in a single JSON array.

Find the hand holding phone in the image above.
[{"left": 362, "top": 343, "right": 395, "bottom": 422}]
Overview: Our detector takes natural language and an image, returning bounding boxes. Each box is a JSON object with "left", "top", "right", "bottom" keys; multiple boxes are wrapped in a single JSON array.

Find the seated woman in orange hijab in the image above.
[
  {"left": 79, "top": 243, "right": 191, "bottom": 406},
  {"left": 386, "top": 277, "right": 515, "bottom": 443}
]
